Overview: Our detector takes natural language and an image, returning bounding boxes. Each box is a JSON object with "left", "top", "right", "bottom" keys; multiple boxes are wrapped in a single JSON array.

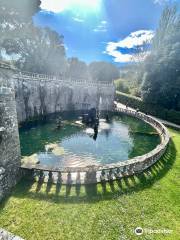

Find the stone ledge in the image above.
[
  {"left": 0, "top": 61, "right": 16, "bottom": 70},
  {"left": 0, "top": 229, "right": 24, "bottom": 240}
]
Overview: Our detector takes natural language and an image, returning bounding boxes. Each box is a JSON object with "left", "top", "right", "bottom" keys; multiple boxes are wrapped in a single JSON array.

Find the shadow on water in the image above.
[{"left": 0, "top": 140, "right": 177, "bottom": 206}]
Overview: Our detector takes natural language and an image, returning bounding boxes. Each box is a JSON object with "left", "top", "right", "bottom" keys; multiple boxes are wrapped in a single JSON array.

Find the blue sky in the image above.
[{"left": 34, "top": 0, "right": 179, "bottom": 64}]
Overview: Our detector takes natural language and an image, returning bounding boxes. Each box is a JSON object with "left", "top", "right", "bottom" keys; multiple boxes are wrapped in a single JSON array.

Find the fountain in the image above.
[
  {"left": 98, "top": 96, "right": 102, "bottom": 117},
  {"left": 56, "top": 116, "right": 63, "bottom": 129},
  {"left": 20, "top": 110, "right": 161, "bottom": 171},
  {"left": 82, "top": 108, "right": 99, "bottom": 125}
]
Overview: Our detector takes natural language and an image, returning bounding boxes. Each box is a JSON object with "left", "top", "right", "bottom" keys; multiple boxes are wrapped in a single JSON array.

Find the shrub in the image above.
[
  {"left": 115, "top": 80, "right": 130, "bottom": 94},
  {"left": 116, "top": 91, "right": 180, "bottom": 125}
]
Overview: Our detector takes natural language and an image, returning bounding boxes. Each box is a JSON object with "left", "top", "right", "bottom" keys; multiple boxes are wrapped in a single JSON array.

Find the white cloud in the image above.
[
  {"left": 72, "top": 17, "right": 84, "bottom": 23},
  {"left": 63, "top": 44, "right": 68, "bottom": 51},
  {"left": 105, "top": 30, "right": 154, "bottom": 63},
  {"left": 40, "top": 0, "right": 68, "bottom": 12},
  {"left": 40, "top": 0, "right": 101, "bottom": 13},
  {"left": 93, "top": 20, "right": 107, "bottom": 32},
  {"left": 101, "top": 20, "right": 107, "bottom": 25},
  {"left": 153, "top": 0, "right": 177, "bottom": 5},
  {"left": 93, "top": 28, "right": 107, "bottom": 32}
]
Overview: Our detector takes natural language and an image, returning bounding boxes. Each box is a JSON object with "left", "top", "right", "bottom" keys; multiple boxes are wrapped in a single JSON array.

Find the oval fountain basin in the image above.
[{"left": 19, "top": 113, "right": 160, "bottom": 168}]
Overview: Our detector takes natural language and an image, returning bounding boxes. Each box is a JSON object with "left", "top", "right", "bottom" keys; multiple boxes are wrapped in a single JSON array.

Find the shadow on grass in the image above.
[{"left": 0, "top": 140, "right": 177, "bottom": 206}]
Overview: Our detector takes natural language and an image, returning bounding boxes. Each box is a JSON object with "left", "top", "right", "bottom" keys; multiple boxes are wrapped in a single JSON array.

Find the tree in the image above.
[
  {"left": 68, "top": 58, "right": 89, "bottom": 80},
  {"left": 89, "top": 61, "right": 119, "bottom": 82},
  {"left": 0, "top": 0, "right": 68, "bottom": 75},
  {"left": 15, "top": 26, "right": 67, "bottom": 75},
  {"left": 141, "top": 5, "right": 180, "bottom": 111},
  {"left": 0, "top": 0, "right": 40, "bottom": 20},
  {"left": 0, "top": 0, "right": 40, "bottom": 56}
]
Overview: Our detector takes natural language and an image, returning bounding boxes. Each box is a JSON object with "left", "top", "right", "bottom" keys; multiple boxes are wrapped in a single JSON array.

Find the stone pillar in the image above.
[{"left": 0, "top": 62, "right": 21, "bottom": 201}]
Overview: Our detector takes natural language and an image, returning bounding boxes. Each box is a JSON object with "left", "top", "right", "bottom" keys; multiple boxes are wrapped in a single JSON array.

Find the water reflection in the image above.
[{"left": 19, "top": 113, "right": 160, "bottom": 168}]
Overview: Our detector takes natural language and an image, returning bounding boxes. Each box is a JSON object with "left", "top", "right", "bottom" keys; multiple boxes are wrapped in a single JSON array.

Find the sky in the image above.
[{"left": 33, "top": 0, "right": 179, "bottom": 65}]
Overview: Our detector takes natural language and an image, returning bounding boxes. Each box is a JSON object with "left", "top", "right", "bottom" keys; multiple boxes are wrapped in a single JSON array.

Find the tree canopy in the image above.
[
  {"left": 89, "top": 61, "right": 119, "bottom": 82},
  {"left": 0, "top": 0, "right": 119, "bottom": 82},
  {"left": 0, "top": 0, "right": 67, "bottom": 75},
  {"left": 141, "top": 5, "right": 180, "bottom": 111},
  {"left": 68, "top": 58, "right": 89, "bottom": 80}
]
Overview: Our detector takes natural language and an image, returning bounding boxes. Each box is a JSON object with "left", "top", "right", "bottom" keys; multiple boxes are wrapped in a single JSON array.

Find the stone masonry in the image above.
[
  {"left": 0, "top": 229, "right": 24, "bottom": 240},
  {"left": 0, "top": 62, "right": 21, "bottom": 202},
  {"left": 13, "top": 72, "right": 115, "bottom": 123}
]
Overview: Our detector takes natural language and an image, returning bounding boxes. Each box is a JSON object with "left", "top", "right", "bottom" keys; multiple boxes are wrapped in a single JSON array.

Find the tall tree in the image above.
[
  {"left": 89, "top": 61, "right": 119, "bottom": 82},
  {"left": 0, "top": 0, "right": 68, "bottom": 75},
  {"left": 141, "top": 5, "right": 180, "bottom": 110},
  {"left": 68, "top": 58, "right": 89, "bottom": 80},
  {"left": 15, "top": 26, "right": 67, "bottom": 74},
  {"left": 0, "top": 0, "right": 40, "bottom": 57}
]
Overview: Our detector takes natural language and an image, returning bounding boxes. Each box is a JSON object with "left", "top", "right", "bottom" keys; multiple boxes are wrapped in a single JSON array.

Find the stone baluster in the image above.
[
  {"left": 114, "top": 168, "right": 121, "bottom": 179},
  {"left": 39, "top": 170, "right": 44, "bottom": 182},
  {"left": 107, "top": 169, "right": 114, "bottom": 181},
  {"left": 67, "top": 172, "right": 72, "bottom": 185},
  {"left": 57, "top": 172, "right": 62, "bottom": 184},
  {"left": 100, "top": 170, "right": 106, "bottom": 182},
  {"left": 76, "top": 171, "right": 81, "bottom": 185},
  {"left": 48, "top": 171, "right": 53, "bottom": 183}
]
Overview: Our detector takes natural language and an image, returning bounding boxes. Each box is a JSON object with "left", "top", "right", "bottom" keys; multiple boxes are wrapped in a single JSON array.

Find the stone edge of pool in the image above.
[{"left": 21, "top": 107, "right": 170, "bottom": 185}]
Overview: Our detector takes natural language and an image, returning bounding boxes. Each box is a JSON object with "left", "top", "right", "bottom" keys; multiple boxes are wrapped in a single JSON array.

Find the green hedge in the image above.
[{"left": 116, "top": 91, "right": 180, "bottom": 125}]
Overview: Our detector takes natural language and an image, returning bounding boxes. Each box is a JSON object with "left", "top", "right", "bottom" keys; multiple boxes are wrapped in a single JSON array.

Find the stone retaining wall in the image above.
[
  {"left": 0, "top": 63, "right": 21, "bottom": 202},
  {"left": 14, "top": 71, "right": 115, "bottom": 123}
]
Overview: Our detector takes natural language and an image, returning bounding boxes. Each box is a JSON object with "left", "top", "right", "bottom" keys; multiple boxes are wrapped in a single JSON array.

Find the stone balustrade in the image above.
[
  {"left": 21, "top": 107, "right": 170, "bottom": 184},
  {"left": 14, "top": 71, "right": 114, "bottom": 87}
]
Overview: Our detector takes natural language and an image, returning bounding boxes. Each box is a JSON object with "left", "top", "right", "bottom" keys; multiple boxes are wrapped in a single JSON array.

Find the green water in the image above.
[{"left": 19, "top": 113, "right": 160, "bottom": 168}]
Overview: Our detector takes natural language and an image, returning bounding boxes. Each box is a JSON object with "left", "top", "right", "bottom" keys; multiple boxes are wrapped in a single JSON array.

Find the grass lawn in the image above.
[{"left": 0, "top": 128, "right": 179, "bottom": 240}]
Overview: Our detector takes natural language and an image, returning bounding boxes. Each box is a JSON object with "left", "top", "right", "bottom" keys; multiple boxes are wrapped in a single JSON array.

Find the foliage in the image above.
[
  {"left": 14, "top": 26, "right": 67, "bottom": 75},
  {"left": 116, "top": 91, "right": 180, "bottom": 124},
  {"left": 0, "top": 0, "right": 40, "bottom": 53},
  {"left": 0, "top": 129, "right": 179, "bottom": 240},
  {"left": 114, "top": 79, "right": 130, "bottom": 94},
  {"left": 0, "top": 0, "right": 67, "bottom": 75},
  {"left": 89, "top": 61, "right": 119, "bottom": 82},
  {"left": 141, "top": 5, "right": 180, "bottom": 111},
  {"left": 68, "top": 57, "right": 89, "bottom": 80},
  {"left": 0, "top": 0, "right": 40, "bottom": 21},
  {"left": 118, "top": 64, "right": 142, "bottom": 96},
  {"left": 0, "top": 0, "right": 120, "bottom": 80},
  {"left": 114, "top": 77, "right": 141, "bottom": 97}
]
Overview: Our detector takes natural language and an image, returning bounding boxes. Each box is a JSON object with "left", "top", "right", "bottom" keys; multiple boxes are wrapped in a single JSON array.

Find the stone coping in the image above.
[
  {"left": 0, "top": 61, "right": 16, "bottom": 70},
  {"left": 13, "top": 71, "right": 114, "bottom": 86},
  {"left": 21, "top": 107, "right": 170, "bottom": 184},
  {"left": 0, "top": 229, "right": 24, "bottom": 240}
]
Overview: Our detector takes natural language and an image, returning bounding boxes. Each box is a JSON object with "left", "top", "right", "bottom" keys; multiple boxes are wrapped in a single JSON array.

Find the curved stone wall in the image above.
[{"left": 22, "top": 107, "right": 170, "bottom": 184}]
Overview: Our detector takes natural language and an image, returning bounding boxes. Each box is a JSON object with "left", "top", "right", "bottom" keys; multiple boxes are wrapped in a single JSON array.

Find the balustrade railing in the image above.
[{"left": 14, "top": 71, "right": 114, "bottom": 87}]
